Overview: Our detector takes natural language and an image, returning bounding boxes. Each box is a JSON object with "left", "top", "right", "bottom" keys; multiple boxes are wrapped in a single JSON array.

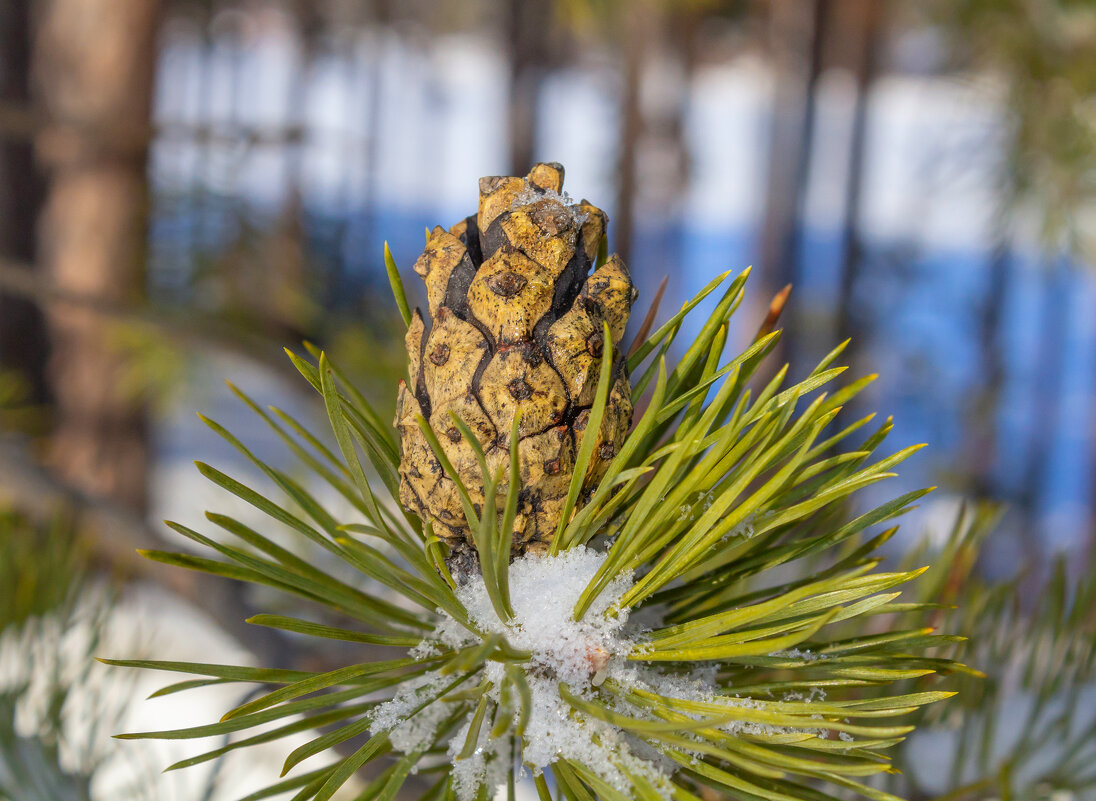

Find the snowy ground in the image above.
[{"left": 0, "top": 580, "right": 345, "bottom": 800}]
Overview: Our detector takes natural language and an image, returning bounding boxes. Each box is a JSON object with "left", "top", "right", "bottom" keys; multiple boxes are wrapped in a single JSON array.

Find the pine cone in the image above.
[{"left": 395, "top": 163, "right": 636, "bottom": 562}]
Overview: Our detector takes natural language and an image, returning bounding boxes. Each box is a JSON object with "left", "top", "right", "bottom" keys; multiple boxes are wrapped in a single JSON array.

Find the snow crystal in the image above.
[
  {"left": 409, "top": 639, "right": 441, "bottom": 659},
  {"left": 678, "top": 491, "right": 716, "bottom": 522},
  {"left": 509, "top": 182, "right": 590, "bottom": 230},
  {"left": 457, "top": 546, "right": 633, "bottom": 688},
  {"left": 611, "top": 666, "right": 831, "bottom": 742},
  {"left": 724, "top": 513, "right": 757, "bottom": 541},
  {"left": 723, "top": 510, "right": 780, "bottom": 542},
  {"left": 389, "top": 696, "right": 451, "bottom": 756},
  {"left": 771, "top": 647, "right": 827, "bottom": 663},
  {"left": 510, "top": 182, "right": 577, "bottom": 211},
  {"left": 370, "top": 670, "right": 452, "bottom": 751},
  {"left": 448, "top": 717, "right": 511, "bottom": 801},
  {"left": 783, "top": 686, "right": 827, "bottom": 703},
  {"left": 520, "top": 673, "right": 668, "bottom": 797}
]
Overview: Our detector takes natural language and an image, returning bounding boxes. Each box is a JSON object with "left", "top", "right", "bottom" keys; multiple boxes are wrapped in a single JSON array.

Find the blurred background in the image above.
[{"left": 1, "top": 0, "right": 1095, "bottom": 799}]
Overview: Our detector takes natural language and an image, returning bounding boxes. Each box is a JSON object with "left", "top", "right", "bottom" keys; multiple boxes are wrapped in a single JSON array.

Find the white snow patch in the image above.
[
  {"left": 452, "top": 548, "right": 669, "bottom": 797},
  {"left": 389, "top": 697, "right": 450, "bottom": 757},
  {"left": 460, "top": 547, "right": 633, "bottom": 688},
  {"left": 519, "top": 673, "right": 667, "bottom": 796},
  {"left": 383, "top": 548, "right": 675, "bottom": 800},
  {"left": 448, "top": 716, "right": 511, "bottom": 799},
  {"left": 370, "top": 671, "right": 452, "bottom": 751},
  {"left": 373, "top": 548, "right": 827, "bottom": 801}
]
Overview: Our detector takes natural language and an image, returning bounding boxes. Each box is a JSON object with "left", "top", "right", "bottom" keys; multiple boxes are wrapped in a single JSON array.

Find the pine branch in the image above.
[{"left": 105, "top": 172, "right": 968, "bottom": 801}]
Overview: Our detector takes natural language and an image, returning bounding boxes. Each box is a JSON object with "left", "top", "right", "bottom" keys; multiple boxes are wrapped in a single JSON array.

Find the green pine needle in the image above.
[{"left": 106, "top": 268, "right": 973, "bottom": 801}]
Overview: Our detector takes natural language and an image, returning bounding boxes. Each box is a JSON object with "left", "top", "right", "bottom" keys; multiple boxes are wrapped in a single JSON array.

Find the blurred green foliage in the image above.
[
  {"left": 0, "top": 510, "right": 94, "bottom": 801},
  {"left": 0, "top": 690, "right": 94, "bottom": 801},
  {"left": 934, "top": 0, "right": 1096, "bottom": 254},
  {"left": 870, "top": 505, "right": 1096, "bottom": 801},
  {"left": 0, "top": 370, "right": 45, "bottom": 434},
  {"left": 0, "top": 509, "right": 87, "bottom": 631},
  {"left": 0, "top": 509, "right": 209, "bottom": 801}
]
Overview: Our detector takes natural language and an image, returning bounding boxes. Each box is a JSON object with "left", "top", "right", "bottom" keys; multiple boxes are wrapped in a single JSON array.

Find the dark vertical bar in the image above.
[
  {"left": 758, "top": 0, "right": 829, "bottom": 375},
  {"left": 0, "top": 0, "right": 50, "bottom": 408},
  {"left": 835, "top": 0, "right": 882, "bottom": 352},
  {"left": 506, "top": 0, "right": 550, "bottom": 176}
]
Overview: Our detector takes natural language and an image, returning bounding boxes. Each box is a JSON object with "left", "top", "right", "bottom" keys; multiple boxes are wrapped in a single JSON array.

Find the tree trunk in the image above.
[
  {"left": 834, "top": 0, "right": 882, "bottom": 355},
  {"left": 33, "top": 0, "right": 161, "bottom": 512},
  {"left": 506, "top": 0, "right": 551, "bottom": 176},
  {"left": 615, "top": 0, "right": 657, "bottom": 267},
  {"left": 0, "top": 0, "right": 50, "bottom": 409},
  {"left": 759, "top": 0, "right": 829, "bottom": 374}
]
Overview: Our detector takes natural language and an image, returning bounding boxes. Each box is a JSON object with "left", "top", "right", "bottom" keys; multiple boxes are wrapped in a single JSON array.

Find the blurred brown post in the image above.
[
  {"left": 0, "top": 0, "right": 50, "bottom": 408},
  {"left": 615, "top": 0, "right": 658, "bottom": 267},
  {"left": 33, "top": 0, "right": 161, "bottom": 512},
  {"left": 759, "top": 0, "right": 829, "bottom": 372},
  {"left": 506, "top": 0, "right": 552, "bottom": 175},
  {"left": 834, "top": 0, "right": 883, "bottom": 353}
]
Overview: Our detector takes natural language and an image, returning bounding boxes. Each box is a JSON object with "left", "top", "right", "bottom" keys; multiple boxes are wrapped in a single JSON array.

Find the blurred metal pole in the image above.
[
  {"left": 0, "top": 0, "right": 50, "bottom": 408},
  {"left": 33, "top": 0, "right": 162, "bottom": 513}
]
